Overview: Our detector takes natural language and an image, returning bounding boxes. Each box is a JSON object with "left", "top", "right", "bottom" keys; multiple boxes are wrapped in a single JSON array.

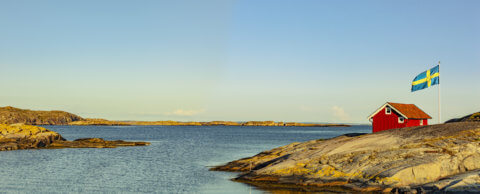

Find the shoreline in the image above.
[
  {"left": 0, "top": 106, "right": 351, "bottom": 127},
  {"left": 233, "top": 176, "right": 381, "bottom": 193},
  {"left": 67, "top": 120, "right": 351, "bottom": 127},
  {"left": 211, "top": 122, "right": 480, "bottom": 193}
]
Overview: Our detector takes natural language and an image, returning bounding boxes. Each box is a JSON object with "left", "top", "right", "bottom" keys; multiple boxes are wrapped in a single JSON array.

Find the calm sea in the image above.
[{"left": 0, "top": 125, "right": 370, "bottom": 193}]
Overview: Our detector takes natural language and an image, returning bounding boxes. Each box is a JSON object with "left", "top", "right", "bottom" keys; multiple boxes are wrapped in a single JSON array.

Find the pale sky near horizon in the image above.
[{"left": 1, "top": 0, "right": 479, "bottom": 123}]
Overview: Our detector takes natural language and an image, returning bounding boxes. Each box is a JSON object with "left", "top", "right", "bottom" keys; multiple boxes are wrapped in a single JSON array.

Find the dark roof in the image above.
[{"left": 388, "top": 102, "right": 432, "bottom": 119}]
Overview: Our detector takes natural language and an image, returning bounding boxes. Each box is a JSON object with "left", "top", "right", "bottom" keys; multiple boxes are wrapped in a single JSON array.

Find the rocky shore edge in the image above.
[
  {"left": 211, "top": 122, "right": 480, "bottom": 193},
  {"left": 0, "top": 124, "right": 149, "bottom": 151}
]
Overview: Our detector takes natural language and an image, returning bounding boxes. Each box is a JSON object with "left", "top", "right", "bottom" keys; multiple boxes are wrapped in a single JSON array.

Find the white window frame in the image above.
[
  {"left": 385, "top": 107, "right": 392, "bottom": 115},
  {"left": 398, "top": 117, "right": 405, "bottom": 123},
  {"left": 420, "top": 120, "right": 423, "bottom": 125}
]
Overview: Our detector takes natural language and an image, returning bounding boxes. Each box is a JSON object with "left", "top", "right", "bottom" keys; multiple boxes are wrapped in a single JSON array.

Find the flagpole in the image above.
[{"left": 438, "top": 61, "right": 441, "bottom": 124}]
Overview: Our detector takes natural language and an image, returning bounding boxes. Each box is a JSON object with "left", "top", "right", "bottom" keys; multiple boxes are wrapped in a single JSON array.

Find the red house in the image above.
[{"left": 368, "top": 102, "right": 431, "bottom": 133}]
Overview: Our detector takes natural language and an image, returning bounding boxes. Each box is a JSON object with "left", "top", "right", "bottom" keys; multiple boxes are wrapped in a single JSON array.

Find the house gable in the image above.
[
  {"left": 371, "top": 106, "right": 407, "bottom": 133},
  {"left": 387, "top": 102, "right": 432, "bottom": 119},
  {"left": 368, "top": 103, "right": 408, "bottom": 120}
]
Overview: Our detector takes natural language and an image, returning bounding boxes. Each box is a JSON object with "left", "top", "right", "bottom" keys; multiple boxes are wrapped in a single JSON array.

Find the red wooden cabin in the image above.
[{"left": 368, "top": 102, "right": 431, "bottom": 133}]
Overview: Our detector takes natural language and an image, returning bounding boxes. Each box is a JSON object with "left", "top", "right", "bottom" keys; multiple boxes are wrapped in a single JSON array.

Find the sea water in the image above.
[{"left": 0, "top": 125, "right": 370, "bottom": 193}]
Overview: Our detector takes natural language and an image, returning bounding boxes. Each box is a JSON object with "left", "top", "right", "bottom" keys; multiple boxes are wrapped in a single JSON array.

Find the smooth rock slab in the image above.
[{"left": 212, "top": 122, "right": 480, "bottom": 192}]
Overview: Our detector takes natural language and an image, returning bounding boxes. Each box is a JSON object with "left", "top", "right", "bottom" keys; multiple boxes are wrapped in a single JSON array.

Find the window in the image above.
[
  {"left": 385, "top": 107, "right": 392, "bottom": 115},
  {"left": 420, "top": 120, "right": 423, "bottom": 125},
  {"left": 398, "top": 117, "right": 405, "bottom": 123}
]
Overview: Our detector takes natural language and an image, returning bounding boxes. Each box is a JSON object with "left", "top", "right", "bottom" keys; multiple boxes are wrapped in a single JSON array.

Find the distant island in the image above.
[{"left": 0, "top": 106, "right": 350, "bottom": 127}]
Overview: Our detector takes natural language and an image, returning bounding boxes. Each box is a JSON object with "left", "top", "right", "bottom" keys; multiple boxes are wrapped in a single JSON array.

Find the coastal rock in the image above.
[
  {"left": 0, "top": 124, "right": 149, "bottom": 151},
  {"left": 413, "top": 169, "right": 480, "bottom": 193},
  {"left": 69, "top": 118, "right": 131, "bottom": 126},
  {"left": 0, "top": 124, "right": 65, "bottom": 150},
  {"left": 203, "top": 121, "right": 242, "bottom": 126},
  {"left": 243, "top": 121, "right": 278, "bottom": 126},
  {"left": 446, "top": 112, "right": 480, "bottom": 123},
  {"left": 48, "top": 138, "right": 150, "bottom": 148},
  {"left": 0, "top": 106, "right": 84, "bottom": 125},
  {"left": 212, "top": 122, "right": 480, "bottom": 192}
]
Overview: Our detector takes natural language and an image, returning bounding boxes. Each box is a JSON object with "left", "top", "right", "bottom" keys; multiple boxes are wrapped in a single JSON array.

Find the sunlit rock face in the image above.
[
  {"left": 0, "top": 106, "right": 84, "bottom": 125},
  {"left": 0, "top": 124, "right": 65, "bottom": 150},
  {"left": 0, "top": 124, "right": 149, "bottom": 151},
  {"left": 212, "top": 122, "right": 480, "bottom": 192}
]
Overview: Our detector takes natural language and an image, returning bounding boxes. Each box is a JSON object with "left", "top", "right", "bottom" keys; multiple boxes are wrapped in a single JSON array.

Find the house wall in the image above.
[
  {"left": 406, "top": 119, "right": 420, "bottom": 127},
  {"left": 406, "top": 119, "right": 429, "bottom": 127},
  {"left": 372, "top": 107, "right": 407, "bottom": 132},
  {"left": 372, "top": 107, "right": 430, "bottom": 133}
]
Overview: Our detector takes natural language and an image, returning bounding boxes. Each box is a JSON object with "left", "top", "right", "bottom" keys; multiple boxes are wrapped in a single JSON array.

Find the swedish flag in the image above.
[{"left": 411, "top": 65, "right": 440, "bottom": 92}]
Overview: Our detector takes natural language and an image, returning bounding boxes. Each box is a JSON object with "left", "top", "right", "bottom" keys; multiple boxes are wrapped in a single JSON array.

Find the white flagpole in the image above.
[{"left": 438, "top": 61, "right": 441, "bottom": 124}]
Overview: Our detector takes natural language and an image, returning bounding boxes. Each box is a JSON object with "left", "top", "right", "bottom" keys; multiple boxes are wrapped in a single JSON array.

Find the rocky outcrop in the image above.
[
  {"left": 243, "top": 121, "right": 278, "bottom": 126},
  {"left": 0, "top": 106, "right": 84, "bottom": 125},
  {"left": 212, "top": 122, "right": 480, "bottom": 192},
  {"left": 446, "top": 112, "right": 480, "bottom": 123},
  {"left": 48, "top": 138, "right": 150, "bottom": 148},
  {"left": 0, "top": 124, "right": 149, "bottom": 151},
  {"left": 203, "top": 121, "right": 242, "bottom": 126},
  {"left": 0, "top": 124, "right": 65, "bottom": 151},
  {"left": 413, "top": 169, "right": 480, "bottom": 193},
  {"left": 68, "top": 118, "right": 131, "bottom": 126}
]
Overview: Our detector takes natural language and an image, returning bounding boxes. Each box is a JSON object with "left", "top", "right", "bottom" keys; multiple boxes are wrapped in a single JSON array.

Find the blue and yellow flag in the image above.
[{"left": 411, "top": 65, "right": 439, "bottom": 92}]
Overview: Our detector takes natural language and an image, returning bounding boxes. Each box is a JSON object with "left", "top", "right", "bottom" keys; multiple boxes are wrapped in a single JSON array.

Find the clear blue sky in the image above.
[{"left": 1, "top": 0, "right": 478, "bottom": 123}]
